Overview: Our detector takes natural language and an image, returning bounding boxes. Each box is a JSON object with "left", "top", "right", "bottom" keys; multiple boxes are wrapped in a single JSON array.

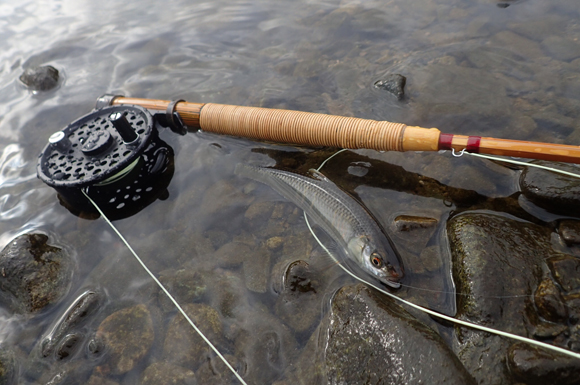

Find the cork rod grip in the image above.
[{"left": 199, "top": 103, "right": 411, "bottom": 152}]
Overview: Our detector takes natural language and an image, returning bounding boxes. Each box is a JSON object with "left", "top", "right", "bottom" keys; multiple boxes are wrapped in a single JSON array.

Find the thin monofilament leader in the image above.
[{"left": 82, "top": 190, "right": 248, "bottom": 385}]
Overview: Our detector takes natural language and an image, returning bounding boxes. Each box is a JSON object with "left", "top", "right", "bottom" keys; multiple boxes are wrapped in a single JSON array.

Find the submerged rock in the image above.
[
  {"left": 373, "top": 74, "right": 406, "bottom": 100},
  {"left": 520, "top": 161, "right": 580, "bottom": 216},
  {"left": 0, "top": 233, "right": 73, "bottom": 313},
  {"left": 19, "top": 65, "right": 60, "bottom": 91},
  {"left": 448, "top": 213, "right": 567, "bottom": 384},
  {"left": 292, "top": 284, "right": 474, "bottom": 384},
  {"left": 95, "top": 304, "right": 154, "bottom": 376}
]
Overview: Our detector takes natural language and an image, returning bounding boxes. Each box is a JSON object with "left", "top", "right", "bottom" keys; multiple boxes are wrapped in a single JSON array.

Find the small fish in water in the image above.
[{"left": 235, "top": 164, "right": 403, "bottom": 288}]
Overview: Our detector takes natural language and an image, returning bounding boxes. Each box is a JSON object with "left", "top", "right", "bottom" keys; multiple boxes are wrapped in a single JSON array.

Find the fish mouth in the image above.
[{"left": 384, "top": 278, "right": 401, "bottom": 289}]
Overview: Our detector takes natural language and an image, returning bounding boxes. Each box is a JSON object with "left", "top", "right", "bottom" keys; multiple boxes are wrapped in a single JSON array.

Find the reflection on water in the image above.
[{"left": 0, "top": 0, "right": 579, "bottom": 383}]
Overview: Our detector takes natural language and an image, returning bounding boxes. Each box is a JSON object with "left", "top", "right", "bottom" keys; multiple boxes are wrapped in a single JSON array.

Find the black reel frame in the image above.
[{"left": 37, "top": 98, "right": 186, "bottom": 220}]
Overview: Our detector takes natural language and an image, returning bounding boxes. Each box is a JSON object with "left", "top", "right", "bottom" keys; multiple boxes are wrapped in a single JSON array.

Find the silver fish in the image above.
[{"left": 235, "top": 164, "right": 403, "bottom": 288}]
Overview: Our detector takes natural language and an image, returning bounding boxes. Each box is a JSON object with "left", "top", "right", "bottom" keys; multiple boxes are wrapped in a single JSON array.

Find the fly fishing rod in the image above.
[{"left": 102, "top": 94, "right": 580, "bottom": 164}]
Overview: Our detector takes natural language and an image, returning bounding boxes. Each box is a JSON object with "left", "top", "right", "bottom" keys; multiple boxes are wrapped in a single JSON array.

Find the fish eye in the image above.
[{"left": 370, "top": 253, "right": 382, "bottom": 267}]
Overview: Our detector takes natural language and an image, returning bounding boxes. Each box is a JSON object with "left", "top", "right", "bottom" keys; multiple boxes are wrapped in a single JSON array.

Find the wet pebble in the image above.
[
  {"left": 55, "top": 333, "right": 83, "bottom": 361},
  {"left": 95, "top": 304, "right": 154, "bottom": 375},
  {"left": 19, "top": 65, "right": 60, "bottom": 91},
  {"left": 508, "top": 342, "right": 580, "bottom": 385},
  {"left": 0, "top": 233, "right": 73, "bottom": 314},
  {"left": 373, "top": 74, "right": 406, "bottom": 100},
  {"left": 141, "top": 361, "right": 197, "bottom": 385},
  {"left": 394, "top": 215, "right": 438, "bottom": 232}
]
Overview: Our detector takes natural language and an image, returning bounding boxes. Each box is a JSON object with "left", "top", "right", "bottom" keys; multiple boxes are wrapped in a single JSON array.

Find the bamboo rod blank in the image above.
[{"left": 111, "top": 96, "right": 580, "bottom": 164}]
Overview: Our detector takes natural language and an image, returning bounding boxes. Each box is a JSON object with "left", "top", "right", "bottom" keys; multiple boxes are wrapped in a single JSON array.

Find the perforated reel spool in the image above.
[{"left": 37, "top": 105, "right": 175, "bottom": 220}]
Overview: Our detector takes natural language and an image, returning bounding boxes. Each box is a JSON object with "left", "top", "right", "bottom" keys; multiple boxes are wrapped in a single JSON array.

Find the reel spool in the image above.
[{"left": 37, "top": 104, "right": 178, "bottom": 220}]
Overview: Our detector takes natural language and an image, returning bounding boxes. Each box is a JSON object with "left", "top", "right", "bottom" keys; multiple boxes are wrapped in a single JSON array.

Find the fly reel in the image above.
[{"left": 37, "top": 102, "right": 183, "bottom": 220}]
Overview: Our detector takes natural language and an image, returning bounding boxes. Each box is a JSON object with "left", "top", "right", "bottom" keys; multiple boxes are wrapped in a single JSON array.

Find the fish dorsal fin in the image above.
[{"left": 308, "top": 168, "right": 331, "bottom": 182}]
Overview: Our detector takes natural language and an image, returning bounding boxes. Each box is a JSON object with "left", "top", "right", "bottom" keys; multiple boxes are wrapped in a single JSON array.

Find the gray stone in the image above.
[
  {"left": 19, "top": 65, "right": 60, "bottom": 91},
  {"left": 0, "top": 233, "right": 73, "bottom": 314}
]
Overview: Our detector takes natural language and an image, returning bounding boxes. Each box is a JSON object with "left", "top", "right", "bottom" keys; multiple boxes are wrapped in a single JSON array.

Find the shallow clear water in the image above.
[{"left": 0, "top": 0, "right": 579, "bottom": 383}]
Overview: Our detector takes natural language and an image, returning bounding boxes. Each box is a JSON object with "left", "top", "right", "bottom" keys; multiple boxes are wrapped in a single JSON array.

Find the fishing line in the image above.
[
  {"left": 304, "top": 212, "right": 580, "bottom": 360},
  {"left": 463, "top": 151, "right": 580, "bottom": 179},
  {"left": 82, "top": 190, "right": 248, "bottom": 385}
]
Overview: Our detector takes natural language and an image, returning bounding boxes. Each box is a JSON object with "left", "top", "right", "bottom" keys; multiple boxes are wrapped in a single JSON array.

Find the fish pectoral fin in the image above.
[{"left": 308, "top": 168, "right": 331, "bottom": 182}]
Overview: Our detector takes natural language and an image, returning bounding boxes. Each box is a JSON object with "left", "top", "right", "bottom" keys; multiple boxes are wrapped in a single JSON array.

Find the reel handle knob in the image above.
[{"left": 110, "top": 112, "right": 139, "bottom": 144}]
